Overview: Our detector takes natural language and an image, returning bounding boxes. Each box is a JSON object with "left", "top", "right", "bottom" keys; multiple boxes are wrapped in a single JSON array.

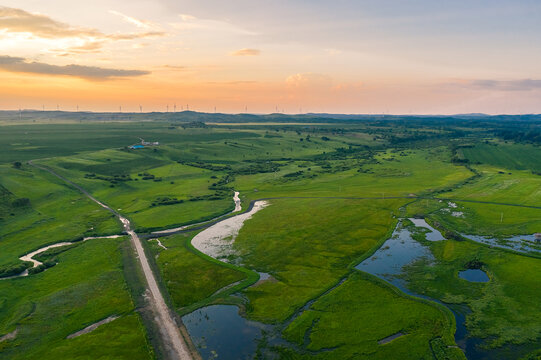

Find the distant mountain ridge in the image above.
[{"left": 1, "top": 110, "right": 541, "bottom": 124}]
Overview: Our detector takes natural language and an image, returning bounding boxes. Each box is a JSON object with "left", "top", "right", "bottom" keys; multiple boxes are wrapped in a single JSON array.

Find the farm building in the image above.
[{"left": 139, "top": 137, "right": 159, "bottom": 146}]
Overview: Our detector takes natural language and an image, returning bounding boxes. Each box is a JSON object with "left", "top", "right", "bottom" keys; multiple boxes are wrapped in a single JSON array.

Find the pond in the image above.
[
  {"left": 459, "top": 269, "right": 489, "bottom": 283},
  {"left": 356, "top": 221, "right": 434, "bottom": 290},
  {"left": 182, "top": 305, "right": 278, "bottom": 360},
  {"left": 356, "top": 220, "right": 491, "bottom": 359}
]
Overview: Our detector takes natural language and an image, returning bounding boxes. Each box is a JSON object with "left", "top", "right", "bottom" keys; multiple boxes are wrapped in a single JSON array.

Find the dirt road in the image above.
[{"left": 28, "top": 161, "right": 195, "bottom": 360}]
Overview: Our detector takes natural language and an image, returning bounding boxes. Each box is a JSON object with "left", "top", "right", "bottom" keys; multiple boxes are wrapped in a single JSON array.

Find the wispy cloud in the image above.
[
  {"left": 286, "top": 73, "right": 332, "bottom": 88},
  {"left": 108, "top": 10, "right": 154, "bottom": 29},
  {"left": 0, "top": 6, "right": 165, "bottom": 54},
  {"left": 446, "top": 79, "right": 541, "bottom": 92},
  {"left": 467, "top": 79, "right": 541, "bottom": 91},
  {"left": 0, "top": 6, "right": 100, "bottom": 38},
  {"left": 0, "top": 55, "right": 149, "bottom": 80},
  {"left": 170, "top": 13, "right": 258, "bottom": 35},
  {"left": 231, "top": 48, "right": 260, "bottom": 56},
  {"left": 158, "top": 64, "right": 187, "bottom": 72}
]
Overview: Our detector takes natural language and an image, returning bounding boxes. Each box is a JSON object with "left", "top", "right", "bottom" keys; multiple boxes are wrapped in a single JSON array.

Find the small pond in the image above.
[
  {"left": 356, "top": 221, "right": 434, "bottom": 290},
  {"left": 459, "top": 269, "right": 489, "bottom": 283},
  {"left": 182, "top": 305, "right": 280, "bottom": 360}
]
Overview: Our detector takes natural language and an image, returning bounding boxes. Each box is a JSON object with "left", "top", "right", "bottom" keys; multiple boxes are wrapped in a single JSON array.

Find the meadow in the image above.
[
  {"left": 0, "top": 237, "right": 152, "bottom": 359},
  {"left": 401, "top": 228, "right": 541, "bottom": 357},
  {"left": 1, "top": 113, "right": 540, "bottom": 359}
]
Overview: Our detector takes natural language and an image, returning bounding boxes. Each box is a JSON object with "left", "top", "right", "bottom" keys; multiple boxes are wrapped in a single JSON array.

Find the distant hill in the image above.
[{"left": 1, "top": 110, "right": 541, "bottom": 124}]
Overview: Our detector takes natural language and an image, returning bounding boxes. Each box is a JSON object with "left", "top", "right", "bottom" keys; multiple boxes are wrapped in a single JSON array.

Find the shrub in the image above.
[{"left": 11, "top": 198, "right": 30, "bottom": 207}]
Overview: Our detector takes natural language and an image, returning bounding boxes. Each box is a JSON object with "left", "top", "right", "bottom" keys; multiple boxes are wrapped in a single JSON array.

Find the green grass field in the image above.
[
  {"left": 1, "top": 116, "right": 540, "bottom": 359},
  {"left": 460, "top": 142, "right": 541, "bottom": 172},
  {"left": 234, "top": 198, "right": 406, "bottom": 323},
  {"left": 148, "top": 232, "right": 247, "bottom": 310},
  {"left": 400, "top": 234, "right": 541, "bottom": 357},
  {"left": 281, "top": 272, "right": 462, "bottom": 360},
  {"left": 0, "top": 237, "right": 152, "bottom": 359},
  {"left": 0, "top": 164, "right": 120, "bottom": 270}
]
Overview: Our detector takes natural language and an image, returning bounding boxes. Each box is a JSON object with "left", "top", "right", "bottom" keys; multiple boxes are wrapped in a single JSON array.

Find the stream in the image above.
[
  {"left": 355, "top": 219, "right": 523, "bottom": 360},
  {"left": 1, "top": 235, "right": 122, "bottom": 279}
]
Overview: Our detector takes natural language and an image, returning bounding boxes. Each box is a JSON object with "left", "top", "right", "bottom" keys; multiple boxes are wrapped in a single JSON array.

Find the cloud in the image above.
[
  {"left": 179, "top": 14, "right": 197, "bottom": 21},
  {"left": 161, "top": 65, "right": 187, "bottom": 70},
  {"left": 0, "top": 6, "right": 100, "bottom": 38},
  {"left": 467, "top": 79, "right": 541, "bottom": 91},
  {"left": 108, "top": 10, "right": 154, "bottom": 29},
  {"left": 446, "top": 79, "right": 541, "bottom": 92},
  {"left": 54, "top": 41, "right": 105, "bottom": 55},
  {"left": 0, "top": 55, "right": 149, "bottom": 80},
  {"left": 170, "top": 13, "right": 258, "bottom": 35},
  {"left": 286, "top": 73, "right": 333, "bottom": 88},
  {"left": 107, "top": 31, "right": 165, "bottom": 40},
  {"left": 230, "top": 48, "right": 260, "bottom": 56},
  {"left": 0, "top": 6, "right": 165, "bottom": 54}
]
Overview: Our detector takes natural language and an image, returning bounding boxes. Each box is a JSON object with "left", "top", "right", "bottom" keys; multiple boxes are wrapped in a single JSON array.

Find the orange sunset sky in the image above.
[{"left": 1, "top": 1, "right": 541, "bottom": 114}]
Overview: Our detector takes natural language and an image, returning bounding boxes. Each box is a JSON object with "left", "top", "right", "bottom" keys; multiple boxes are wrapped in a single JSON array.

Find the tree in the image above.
[{"left": 12, "top": 161, "right": 22, "bottom": 169}]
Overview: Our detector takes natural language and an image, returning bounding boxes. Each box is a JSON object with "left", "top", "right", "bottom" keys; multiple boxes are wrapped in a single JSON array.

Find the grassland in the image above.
[
  {"left": 281, "top": 272, "right": 462, "bottom": 360},
  {"left": 399, "top": 233, "right": 541, "bottom": 358},
  {"left": 233, "top": 198, "right": 406, "bottom": 323},
  {"left": 0, "top": 237, "right": 152, "bottom": 359},
  {"left": 147, "top": 232, "right": 247, "bottom": 310},
  {"left": 2, "top": 114, "right": 540, "bottom": 359},
  {"left": 39, "top": 150, "right": 235, "bottom": 231},
  {"left": 0, "top": 164, "right": 120, "bottom": 271},
  {"left": 234, "top": 147, "right": 472, "bottom": 200},
  {"left": 459, "top": 142, "right": 541, "bottom": 172}
]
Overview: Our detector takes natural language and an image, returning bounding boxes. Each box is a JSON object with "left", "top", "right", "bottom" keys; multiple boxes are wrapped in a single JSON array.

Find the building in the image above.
[{"left": 139, "top": 137, "right": 159, "bottom": 146}]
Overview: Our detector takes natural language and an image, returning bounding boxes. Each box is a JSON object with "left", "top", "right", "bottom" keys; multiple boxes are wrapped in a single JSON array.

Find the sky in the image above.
[{"left": 1, "top": 0, "right": 541, "bottom": 114}]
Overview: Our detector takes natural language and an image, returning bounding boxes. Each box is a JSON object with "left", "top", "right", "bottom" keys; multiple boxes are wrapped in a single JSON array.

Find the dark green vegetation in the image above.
[{"left": 1, "top": 111, "right": 540, "bottom": 359}]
